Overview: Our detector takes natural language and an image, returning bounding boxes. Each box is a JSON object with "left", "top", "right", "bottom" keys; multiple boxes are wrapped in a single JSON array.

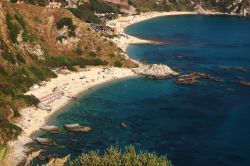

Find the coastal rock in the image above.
[
  {"left": 176, "top": 72, "right": 223, "bottom": 84},
  {"left": 176, "top": 72, "right": 208, "bottom": 84},
  {"left": 133, "top": 64, "right": 178, "bottom": 79},
  {"left": 35, "top": 137, "right": 56, "bottom": 146},
  {"left": 40, "top": 125, "right": 60, "bottom": 134},
  {"left": 218, "top": 66, "right": 232, "bottom": 70},
  {"left": 239, "top": 81, "right": 250, "bottom": 86},
  {"left": 64, "top": 124, "right": 92, "bottom": 133},
  {"left": 120, "top": 122, "right": 127, "bottom": 128},
  {"left": 235, "top": 67, "right": 248, "bottom": 72}
]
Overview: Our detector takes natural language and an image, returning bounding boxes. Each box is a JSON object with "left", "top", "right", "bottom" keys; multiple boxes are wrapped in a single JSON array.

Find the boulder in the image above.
[
  {"left": 35, "top": 137, "right": 55, "bottom": 146},
  {"left": 40, "top": 125, "right": 60, "bottom": 134},
  {"left": 120, "top": 122, "right": 127, "bottom": 128},
  {"left": 176, "top": 72, "right": 222, "bottom": 84},
  {"left": 64, "top": 124, "right": 92, "bottom": 133},
  {"left": 240, "top": 81, "right": 250, "bottom": 86},
  {"left": 235, "top": 67, "right": 248, "bottom": 72},
  {"left": 133, "top": 64, "right": 178, "bottom": 79}
]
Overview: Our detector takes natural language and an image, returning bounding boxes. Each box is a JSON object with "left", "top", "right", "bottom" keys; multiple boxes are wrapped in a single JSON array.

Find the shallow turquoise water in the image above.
[{"left": 34, "top": 15, "right": 250, "bottom": 166}]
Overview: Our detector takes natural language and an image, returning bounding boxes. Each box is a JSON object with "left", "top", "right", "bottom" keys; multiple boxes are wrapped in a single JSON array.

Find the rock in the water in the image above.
[
  {"left": 38, "top": 154, "right": 47, "bottom": 161},
  {"left": 64, "top": 124, "right": 92, "bottom": 133},
  {"left": 240, "top": 81, "right": 250, "bottom": 86},
  {"left": 176, "top": 72, "right": 222, "bottom": 84},
  {"left": 40, "top": 125, "right": 60, "bottom": 134},
  {"left": 120, "top": 122, "right": 127, "bottom": 128},
  {"left": 35, "top": 137, "right": 55, "bottom": 146},
  {"left": 176, "top": 72, "right": 208, "bottom": 84},
  {"left": 133, "top": 64, "right": 178, "bottom": 79},
  {"left": 218, "top": 66, "right": 231, "bottom": 70},
  {"left": 235, "top": 67, "right": 248, "bottom": 72}
]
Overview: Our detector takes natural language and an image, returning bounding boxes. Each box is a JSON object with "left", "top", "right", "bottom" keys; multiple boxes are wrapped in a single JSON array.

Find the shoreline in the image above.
[
  {"left": 6, "top": 67, "right": 135, "bottom": 165},
  {"left": 107, "top": 11, "right": 196, "bottom": 52},
  {"left": 6, "top": 11, "right": 196, "bottom": 165}
]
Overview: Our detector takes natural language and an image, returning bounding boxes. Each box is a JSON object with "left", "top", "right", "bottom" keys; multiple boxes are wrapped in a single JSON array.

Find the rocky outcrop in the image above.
[
  {"left": 40, "top": 125, "right": 60, "bottom": 133},
  {"left": 133, "top": 64, "right": 178, "bottom": 79},
  {"left": 176, "top": 72, "right": 223, "bottom": 85},
  {"left": 64, "top": 124, "right": 92, "bottom": 133},
  {"left": 35, "top": 137, "right": 56, "bottom": 146},
  {"left": 240, "top": 81, "right": 250, "bottom": 86}
]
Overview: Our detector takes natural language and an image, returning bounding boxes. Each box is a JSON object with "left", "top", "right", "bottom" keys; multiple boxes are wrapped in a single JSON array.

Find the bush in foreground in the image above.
[{"left": 69, "top": 146, "right": 172, "bottom": 166}]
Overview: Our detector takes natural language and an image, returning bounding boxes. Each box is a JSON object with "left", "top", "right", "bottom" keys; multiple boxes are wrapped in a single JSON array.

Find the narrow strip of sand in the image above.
[{"left": 7, "top": 11, "right": 195, "bottom": 165}]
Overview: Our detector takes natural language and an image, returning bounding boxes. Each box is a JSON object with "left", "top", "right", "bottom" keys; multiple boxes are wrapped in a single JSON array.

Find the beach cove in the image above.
[
  {"left": 6, "top": 12, "right": 250, "bottom": 166},
  {"left": 6, "top": 11, "right": 185, "bottom": 165}
]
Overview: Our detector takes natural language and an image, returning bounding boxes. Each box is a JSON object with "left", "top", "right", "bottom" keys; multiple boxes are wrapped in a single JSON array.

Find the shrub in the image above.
[
  {"left": 14, "top": 13, "right": 34, "bottom": 42},
  {"left": 114, "top": 60, "right": 123, "bottom": 67},
  {"left": 0, "top": 144, "right": 7, "bottom": 162},
  {"left": 68, "top": 31, "right": 76, "bottom": 37},
  {"left": 29, "top": 66, "right": 47, "bottom": 81},
  {"left": 69, "top": 146, "right": 172, "bottom": 166},
  {"left": 89, "top": 51, "right": 97, "bottom": 57},
  {"left": 6, "top": 12, "right": 20, "bottom": 44},
  {"left": 88, "top": 0, "right": 119, "bottom": 13},
  {"left": 76, "top": 47, "right": 83, "bottom": 55},
  {"left": 108, "top": 53, "right": 115, "bottom": 58},
  {"left": 0, "top": 66, "right": 7, "bottom": 76},
  {"left": 7, "top": 67, "right": 35, "bottom": 91},
  {"left": 0, "top": 121, "right": 22, "bottom": 143},
  {"left": 16, "top": 94, "right": 40, "bottom": 106},
  {"left": 69, "top": 7, "right": 101, "bottom": 24},
  {"left": 56, "top": 17, "right": 76, "bottom": 31},
  {"left": 66, "top": 65, "right": 78, "bottom": 71},
  {"left": 16, "top": 53, "right": 26, "bottom": 64},
  {"left": 0, "top": 82, "right": 15, "bottom": 97},
  {"left": 2, "top": 52, "right": 16, "bottom": 64},
  {"left": 44, "top": 56, "right": 108, "bottom": 67}
]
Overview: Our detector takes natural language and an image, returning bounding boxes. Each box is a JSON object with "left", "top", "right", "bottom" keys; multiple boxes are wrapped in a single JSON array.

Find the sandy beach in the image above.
[
  {"left": 6, "top": 11, "right": 193, "bottom": 165},
  {"left": 6, "top": 67, "right": 135, "bottom": 165},
  {"left": 107, "top": 11, "right": 196, "bottom": 51}
]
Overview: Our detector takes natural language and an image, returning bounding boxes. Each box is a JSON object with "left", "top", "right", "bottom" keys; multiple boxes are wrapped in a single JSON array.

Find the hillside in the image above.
[
  {"left": 129, "top": 0, "right": 250, "bottom": 16},
  {"left": 0, "top": 1, "right": 136, "bottom": 146}
]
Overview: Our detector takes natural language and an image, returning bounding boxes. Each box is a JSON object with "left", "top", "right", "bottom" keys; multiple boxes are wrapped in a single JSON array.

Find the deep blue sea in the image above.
[{"left": 33, "top": 15, "right": 250, "bottom": 166}]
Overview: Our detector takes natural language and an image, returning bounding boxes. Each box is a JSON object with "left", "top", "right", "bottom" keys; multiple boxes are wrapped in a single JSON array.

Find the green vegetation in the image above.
[
  {"left": 69, "top": 146, "right": 172, "bottom": 166},
  {"left": 6, "top": 12, "right": 19, "bottom": 44},
  {"left": 68, "top": 0, "right": 120, "bottom": 23},
  {"left": 89, "top": 51, "right": 97, "bottom": 57},
  {"left": 6, "top": 11, "right": 34, "bottom": 43},
  {"left": 44, "top": 56, "right": 108, "bottom": 68},
  {"left": 2, "top": 52, "right": 16, "bottom": 64},
  {"left": 0, "top": 144, "right": 7, "bottom": 162},
  {"left": 87, "top": 0, "right": 119, "bottom": 14},
  {"left": 14, "top": 13, "right": 34, "bottom": 42},
  {"left": 15, "top": 94, "right": 40, "bottom": 106},
  {"left": 114, "top": 60, "right": 123, "bottom": 67},
  {"left": 56, "top": 17, "right": 76, "bottom": 31},
  {"left": 16, "top": 53, "right": 26, "bottom": 64},
  {"left": 0, "top": 121, "right": 22, "bottom": 144},
  {"left": 69, "top": 7, "right": 101, "bottom": 24},
  {"left": 22, "top": 0, "right": 46, "bottom": 6}
]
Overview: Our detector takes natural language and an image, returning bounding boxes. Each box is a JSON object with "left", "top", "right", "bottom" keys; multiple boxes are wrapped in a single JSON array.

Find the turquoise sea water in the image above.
[{"left": 34, "top": 15, "right": 250, "bottom": 166}]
